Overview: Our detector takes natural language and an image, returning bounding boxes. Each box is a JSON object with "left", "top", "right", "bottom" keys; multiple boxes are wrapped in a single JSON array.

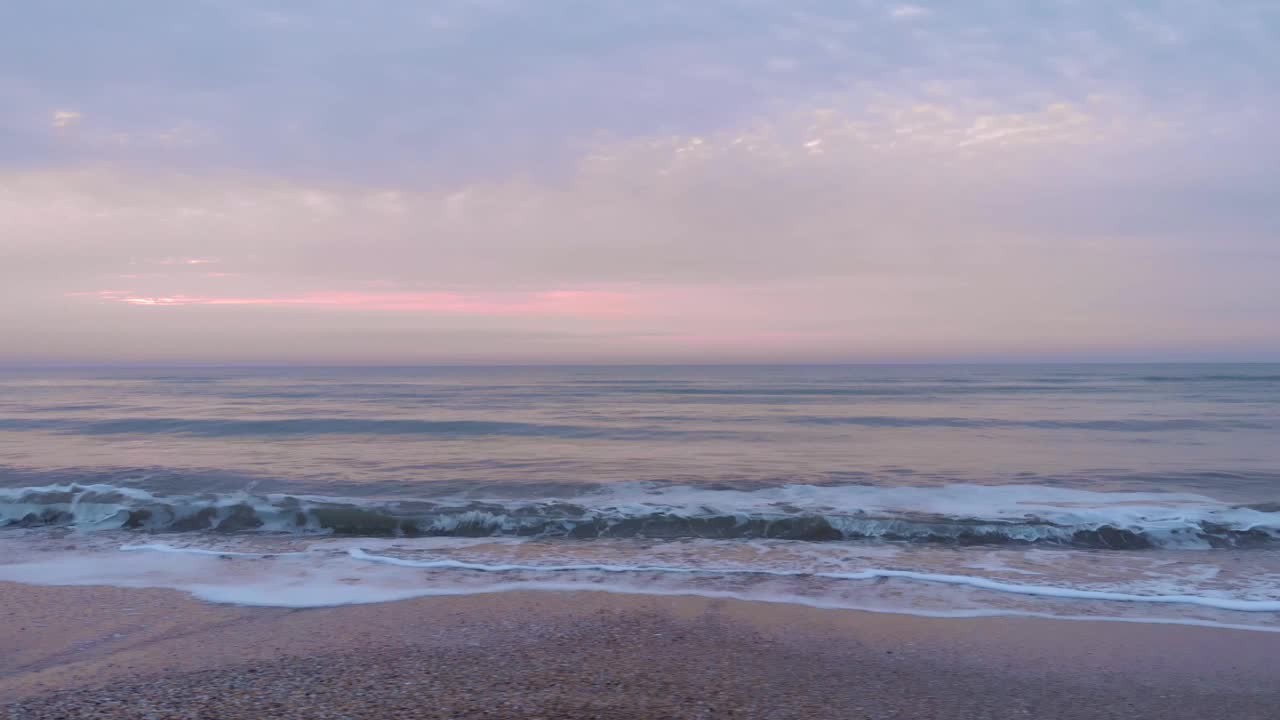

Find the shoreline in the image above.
[{"left": 4, "top": 582, "right": 1280, "bottom": 718}]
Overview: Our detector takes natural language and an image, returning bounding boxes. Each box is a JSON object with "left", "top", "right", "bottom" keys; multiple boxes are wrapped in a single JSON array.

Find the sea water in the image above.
[{"left": 1, "top": 364, "right": 1278, "bottom": 630}]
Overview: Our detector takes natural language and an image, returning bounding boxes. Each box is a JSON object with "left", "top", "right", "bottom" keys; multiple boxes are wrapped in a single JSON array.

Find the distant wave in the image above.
[
  {"left": 163, "top": 383, "right": 1125, "bottom": 403},
  {"left": 1140, "top": 374, "right": 1280, "bottom": 383},
  {"left": 0, "top": 417, "right": 727, "bottom": 440},
  {"left": 0, "top": 415, "right": 1269, "bottom": 437},
  {"left": 573, "top": 385, "right": 1108, "bottom": 397},
  {"left": 4, "top": 482, "right": 1277, "bottom": 550},
  {"left": 785, "top": 416, "right": 1273, "bottom": 431}
]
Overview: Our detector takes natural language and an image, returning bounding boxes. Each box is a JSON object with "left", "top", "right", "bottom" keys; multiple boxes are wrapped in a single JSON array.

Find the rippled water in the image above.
[{"left": 2, "top": 364, "right": 1278, "bottom": 629}]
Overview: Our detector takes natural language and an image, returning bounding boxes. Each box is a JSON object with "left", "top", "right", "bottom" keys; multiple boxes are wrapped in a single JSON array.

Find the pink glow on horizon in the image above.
[
  {"left": 156, "top": 257, "right": 220, "bottom": 266},
  {"left": 643, "top": 331, "right": 843, "bottom": 348},
  {"left": 74, "top": 289, "right": 633, "bottom": 316}
]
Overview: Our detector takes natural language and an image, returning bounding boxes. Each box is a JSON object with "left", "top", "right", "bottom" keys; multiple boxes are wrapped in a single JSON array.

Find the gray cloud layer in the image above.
[{"left": 1, "top": 1, "right": 1277, "bottom": 362}]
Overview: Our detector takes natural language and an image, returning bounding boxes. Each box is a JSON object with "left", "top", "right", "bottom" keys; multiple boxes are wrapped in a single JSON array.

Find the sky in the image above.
[{"left": 2, "top": 1, "right": 1278, "bottom": 364}]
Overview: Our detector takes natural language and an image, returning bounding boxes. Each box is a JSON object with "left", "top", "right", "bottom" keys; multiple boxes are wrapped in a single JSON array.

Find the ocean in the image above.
[{"left": 2, "top": 364, "right": 1278, "bottom": 630}]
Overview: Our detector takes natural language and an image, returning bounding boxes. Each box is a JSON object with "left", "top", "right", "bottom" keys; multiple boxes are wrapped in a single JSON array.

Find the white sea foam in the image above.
[
  {"left": 119, "top": 543, "right": 311, "bottom": 558},
  {"left": 347, "top": 547, "right": 726, "bottom": 574},
  {"left": 182, "top": 582, "right": 1280, "bottom": 635},
  {"left": 343, "top": 548, "right": 1280, "bottom": 612},
  {"left": 963, "top": 558, "right": 1043, "bottom": 576},
  {"left": 1, "top": 543, "right": 1278, "bottom": 634},
  {"left": 591, "top": 483, "right": 1279, "bottom": 543}
]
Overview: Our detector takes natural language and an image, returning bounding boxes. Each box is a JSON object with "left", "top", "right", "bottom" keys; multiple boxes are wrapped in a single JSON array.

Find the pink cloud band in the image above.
[{"left": 75, "top": 289, "right": 631, "bottom": 316}]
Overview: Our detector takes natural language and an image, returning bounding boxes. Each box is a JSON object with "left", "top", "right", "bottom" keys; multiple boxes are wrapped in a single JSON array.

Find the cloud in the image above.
[
  {"left": 5, "top": 96, "right": 1199, "bottom": 284},
  {"left": 890, "top": 5, "right": 930, "bottom": 20},
  {"left": 1, "top": 1, "right": 1278, "bottom": 361},
  {"left": 156, "top": 257, "right": 219, "bottom": 266},
  {"left": 765, "top": 57, "right": 799, "bottom": 73},
  {"left": 5, "top": 1, "right": 1274, "bottom": 184},
  {"left": 50, "top": 110, "right": 81, "bottom": 129},
  {"left": 4, "top": 85, "right": 1277, "bottom": 362},
  {"left": 75, "top": 289, "right": 633, "bottom": 316}
]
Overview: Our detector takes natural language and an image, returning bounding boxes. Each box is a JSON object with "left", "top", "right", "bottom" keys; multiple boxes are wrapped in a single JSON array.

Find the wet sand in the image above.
[{"left": 3, "top": 582, "right": 1279, "bottom": 719}]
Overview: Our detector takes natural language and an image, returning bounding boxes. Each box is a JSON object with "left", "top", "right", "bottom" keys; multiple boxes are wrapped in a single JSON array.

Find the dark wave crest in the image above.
[{"left": 3, "top": 484, "right": 1277, "bottom": 550}]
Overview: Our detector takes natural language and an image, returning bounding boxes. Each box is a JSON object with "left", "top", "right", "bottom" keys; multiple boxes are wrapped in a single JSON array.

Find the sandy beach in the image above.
[{"left": 3, "top": 582, "right": 1278, "bottom": 719}]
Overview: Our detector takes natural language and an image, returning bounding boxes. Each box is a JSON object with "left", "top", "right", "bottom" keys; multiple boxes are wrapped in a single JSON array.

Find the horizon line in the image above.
[{"left": 3, "top": 359, "right": 1279, "bottom": 370}]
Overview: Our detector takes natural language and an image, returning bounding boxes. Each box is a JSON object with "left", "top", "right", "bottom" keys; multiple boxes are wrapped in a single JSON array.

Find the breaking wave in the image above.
[{"left": 3, "top": 482, "right": 1277, "bottom": 550}]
